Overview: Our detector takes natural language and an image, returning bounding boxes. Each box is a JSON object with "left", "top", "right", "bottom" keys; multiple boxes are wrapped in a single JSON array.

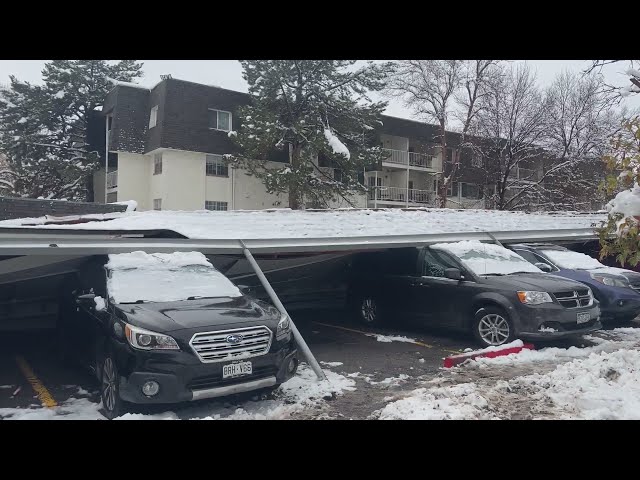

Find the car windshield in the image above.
[
  {"left": 106, "top": 251, "right": 241, "bottom": 304},
  {"left": 431, "top": 240, "right": 541, "bottom": 276},
  {"left": 540, "top": 249, "right": 605, "bottom": 271}
]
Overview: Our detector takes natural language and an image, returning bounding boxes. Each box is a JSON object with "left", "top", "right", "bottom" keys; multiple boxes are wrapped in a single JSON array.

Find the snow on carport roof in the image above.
[{"left": 0, "top": 208, "right": 605, "bottom": 240}]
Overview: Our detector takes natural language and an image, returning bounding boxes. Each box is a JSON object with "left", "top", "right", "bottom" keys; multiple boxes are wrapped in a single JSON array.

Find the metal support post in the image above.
[{"left": 240, "top": 241, "right": 326, "bottom": 380}]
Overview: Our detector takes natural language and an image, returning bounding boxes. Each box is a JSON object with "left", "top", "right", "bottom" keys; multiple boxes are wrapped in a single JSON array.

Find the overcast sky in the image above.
[{"left": 0, "top": 60, "right": 637, "bottom": 119}]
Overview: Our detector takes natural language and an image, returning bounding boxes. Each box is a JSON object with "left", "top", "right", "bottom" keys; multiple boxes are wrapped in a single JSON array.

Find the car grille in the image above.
[
  {"left": 188, "top": 366, "right": 278, "bottom": 390},
  {"left": 553, "top": 289, "right": 592, "bottom": 308},
  {"left": 190, "top": 326, "right": 273, "bottom": 363}
]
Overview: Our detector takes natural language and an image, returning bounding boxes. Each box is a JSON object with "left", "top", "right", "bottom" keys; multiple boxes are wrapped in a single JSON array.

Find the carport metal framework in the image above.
[{"left": 0, "top": 226, "right": 601, "bottom": 380}]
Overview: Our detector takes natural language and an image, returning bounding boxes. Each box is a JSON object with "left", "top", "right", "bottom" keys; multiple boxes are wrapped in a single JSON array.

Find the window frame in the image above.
[
  {"left": 153, "top": 198, "right": 162, "bottom": 211},
  {"left": 149, "top": 105, "right": 158, "bottom": 129},
  {"left": 205, "top": 154, "right": 229, "bottom": 177},
  {"left": 208, "top": 109, "right": 232, "bottom": 132},
  {"left": 153, "top": 153, "right": 162, "bottom": 175},
  {"left": 204, "top": 200, "right": 228, "bottom": 211}
]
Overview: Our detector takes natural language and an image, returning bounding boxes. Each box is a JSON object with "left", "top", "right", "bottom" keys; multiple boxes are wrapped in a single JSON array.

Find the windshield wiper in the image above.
[
  {"left": 482, "top": 273, "right": 505, "bottom": 276},
  {"left": 187, "top": 296, "right": 217, "bottom": 300},
  {"left": 120, "top": 300, "right": 146, "bottom": 304},
  {"left": 508, "top": 271, "right": 537, "bottom": 275}
]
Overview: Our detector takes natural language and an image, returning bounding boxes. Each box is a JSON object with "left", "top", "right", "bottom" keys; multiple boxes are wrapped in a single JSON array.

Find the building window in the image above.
[
  {"left": 471, "top": 153, "right": 484, "bottom": 168},
  {"left": 153, "top": 198, "right": 162, "bottom": 210},
  {"left": 149, "top": 105, "right": 158, "bottom": 129},
  {"left": 461, "top": 183, "right": 483, "bottom": 199},
  {"left": 206, "top": 154, "right": 228, "bottom": 177},
  {"left": 153, "top": 153, "right": 162, "bottom": 175},
  {"left": 447, "top": 182, "right": 458, "bottom": 197},
  {"left": 205, "top": 200, "right": 228, "bottom": 211},
  {"left": 208, "top": 109, "right": 231, "bottom": 132}
]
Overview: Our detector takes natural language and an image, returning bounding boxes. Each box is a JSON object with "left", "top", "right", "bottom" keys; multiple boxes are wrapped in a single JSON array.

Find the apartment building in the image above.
[{"left": 92, "top": 77, "right": 492, "bottom": 211}]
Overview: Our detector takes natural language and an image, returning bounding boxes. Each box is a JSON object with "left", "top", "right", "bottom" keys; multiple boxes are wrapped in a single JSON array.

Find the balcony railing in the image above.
[
  {"left": 106, "top": 170, "right": 118, "bottom": 189},
  {"left": 382, "top": 148, "right": 434, "bottom": 169},
  {"left": 507, "top": 167, "right": 540, "bottom": 182},
  {"left": 368, "top": 186, "right": 436, "bottom": 205}
]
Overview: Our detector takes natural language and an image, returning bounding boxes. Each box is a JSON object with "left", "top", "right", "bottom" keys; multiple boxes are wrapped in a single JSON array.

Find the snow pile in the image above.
[
  {"left": 366, "top": 333, "right": 417, "bottom": 344},
  {"left": 111, "top": 200, "right": 138, "bottom": 212},
  {"left": 106, "top": 251, "right": 241, "bottom": 303},
  {"left": 432, "top": 240, "right": 540, "bottom": 275},
  {"left": 377, "top": 383, "right": 493, "bottom": 420},
  {"left": 0, "top": 397, "right": 105, "bottom": 420},
  {"left": 324, "top": 129, "right": 350, "bottom": 159},
  {"left": 94, "top": 296, "right": 106, "bottom": 311},
  {"left": 367, "top": 374, "right": 410, "bottom": 387},
  {"left": 606, "top": 184, "right": 640, "bottom": 228},
  {"left": 455, "top": 339, "right": 524, "bottom": 357},
  {"left": 0, "top": 208, "right": 604, "bottom": 240},
  {"left": 515, "top": 349, "right": 640, "bottom": 419}
]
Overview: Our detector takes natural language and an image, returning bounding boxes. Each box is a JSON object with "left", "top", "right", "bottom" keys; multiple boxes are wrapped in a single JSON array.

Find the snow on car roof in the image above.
[
  {"left": 0, "top": 208, "right": 605, "bottom": 240},
  {"left": 106, "top": 251, "right": 213, "bottom": 270}
]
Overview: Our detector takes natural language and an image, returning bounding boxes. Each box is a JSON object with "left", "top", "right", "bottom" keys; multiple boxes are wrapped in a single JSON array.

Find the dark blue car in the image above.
[{"left": 508, "top": 243, "right": 640, "bottom": 323}]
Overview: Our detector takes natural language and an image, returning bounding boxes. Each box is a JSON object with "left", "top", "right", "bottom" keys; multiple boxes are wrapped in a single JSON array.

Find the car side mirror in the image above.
[
  {"left": 76, "top": 292, "right": 96, "bottom": 304},
  {"left": 444, "top": 268, "right": 463, "bottom": 281},
  {"left": 238, "top": 285, "right": 252, "bottom": 294},
  {"left": 535, "top": 262, "right": 553, "bottom": 273}
]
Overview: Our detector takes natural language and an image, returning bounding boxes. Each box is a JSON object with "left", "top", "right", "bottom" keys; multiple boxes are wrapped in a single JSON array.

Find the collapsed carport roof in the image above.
[
  {"left": 0, "top": 208, "right": 605, "bottom": 283},
  {"left": 0, "top": 207, "right": 605, "bottom": 256}
]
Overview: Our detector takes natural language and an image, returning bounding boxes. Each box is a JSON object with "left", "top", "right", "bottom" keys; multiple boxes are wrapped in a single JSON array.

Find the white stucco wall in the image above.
[
  {"left": 159, "top": 150, "right": 206, "bottom": 210},
  {"left": 117, "top": 152, "right": 151, "bottom": 211},
  {"left": 232, "top": 162, "right": 287, "bottom": 210}
]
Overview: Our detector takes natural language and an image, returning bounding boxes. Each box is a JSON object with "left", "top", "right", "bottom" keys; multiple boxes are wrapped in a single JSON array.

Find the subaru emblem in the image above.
[{"left": 226, "top": 334, "right": 243, "bottom": 344}]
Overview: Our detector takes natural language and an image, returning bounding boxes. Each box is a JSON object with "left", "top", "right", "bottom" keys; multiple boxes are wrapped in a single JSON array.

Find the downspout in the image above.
[{"left": 104, "top": 115, "right": 109, "bottom": 204}]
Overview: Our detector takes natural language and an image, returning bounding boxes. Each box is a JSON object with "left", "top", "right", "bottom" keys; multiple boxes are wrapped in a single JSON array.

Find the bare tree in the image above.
[
  {"left": 584, "top": 60, "right": 640, "bottom": 100},
  {"left": 386, "top": 60, "right": 498, "bottom": 207},
  {"left": 469, "top": 64, "right": 548, "bottom": 210}
]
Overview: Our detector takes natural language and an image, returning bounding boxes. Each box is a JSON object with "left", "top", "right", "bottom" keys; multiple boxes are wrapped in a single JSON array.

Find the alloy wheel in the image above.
[
  {"left": 102, "top": 358, "right": 117, "bottom": 413},
  {"left": 478, "top": 314, "right": 510, "bottom": 346},
  {"left": 361, "top": 298, "right": 377, "bottom": 323}
]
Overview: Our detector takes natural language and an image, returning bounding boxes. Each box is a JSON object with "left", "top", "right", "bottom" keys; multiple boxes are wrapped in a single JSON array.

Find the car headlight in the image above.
[
  {"left": 517, "top": 291, "right": 553, "bottom": 305},
  {"left": 124, "top": 323, "right": 179, "bottom": 350},
  {"left": 590, "top": 273, "right": 630, "bottom": 288},
  {"left": 276, "top": 314, "right": 291, "bottom": 340}
]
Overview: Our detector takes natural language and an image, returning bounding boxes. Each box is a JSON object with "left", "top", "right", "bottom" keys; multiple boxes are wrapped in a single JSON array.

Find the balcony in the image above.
[
  {"left": 507, "top": 167, "right": 541, "bottom": 182},
  {"left": 382, "top": 148, "right": 435, "bottom": 170},
  {"left": 368, "top": 186, "right": 436, "bottom": 206},
  {"left": 106, "top": 170, "right": 118, "bottom": 189}
]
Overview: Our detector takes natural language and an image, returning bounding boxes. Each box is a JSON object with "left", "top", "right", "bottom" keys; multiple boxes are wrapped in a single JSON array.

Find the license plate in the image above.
[
  {"left": 223, "top": 361, "right": 252, "bottom": 379},
  {"left": 577, "top": 312, "right": 590, "bottom": 324}
]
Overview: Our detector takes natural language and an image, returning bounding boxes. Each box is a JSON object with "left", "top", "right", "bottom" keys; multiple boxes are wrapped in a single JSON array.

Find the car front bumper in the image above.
[
  {"left": 118, "top": 347, "right": 299, "bottom": 405},
  {"left": 513, "top": 302, "right": 602, "bottom": 340}
]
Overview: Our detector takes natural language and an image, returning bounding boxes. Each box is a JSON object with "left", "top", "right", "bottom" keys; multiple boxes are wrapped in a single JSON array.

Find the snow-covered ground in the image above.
[
  {"left": 0, "top": 208, "right": 604, "bottom": 239},
  {"left": 0, "top": 364, "right": 356, "bottom": 420},
  {"left": 376, "top": 328, "right": 640, "bottom": 420}
]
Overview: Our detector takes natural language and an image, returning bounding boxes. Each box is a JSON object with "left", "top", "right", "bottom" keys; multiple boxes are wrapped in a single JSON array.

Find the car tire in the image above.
[
  {"left": 472, "top": 306, "right": 516, "bottom": 347},
  {"left": 100, "top": 355, "right": 125, "bottom": 420},
  {"left": 352, "top": 293, "right": 385, "bottom": 326}
]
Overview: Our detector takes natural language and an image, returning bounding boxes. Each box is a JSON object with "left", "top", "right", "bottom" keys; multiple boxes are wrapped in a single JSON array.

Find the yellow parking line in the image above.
[
  {"left": 312, "top": 321, "right": 460, "bottom": 354},
  {"left": 15, "top": 356, "right": 57, "bottom": 408}
]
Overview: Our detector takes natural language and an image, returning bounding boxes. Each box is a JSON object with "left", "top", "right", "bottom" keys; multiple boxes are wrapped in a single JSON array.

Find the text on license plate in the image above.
[
  {"left": 577, "top": 312, "right": 590, "bottom": 324},
  {"left": 223, "top": 361, "right": 253, "bottom": 379}
]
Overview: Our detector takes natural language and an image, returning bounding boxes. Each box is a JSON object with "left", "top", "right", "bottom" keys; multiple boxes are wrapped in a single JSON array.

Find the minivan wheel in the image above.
[
  {"left": 473, "top": 307, "right": 515, "bottom": 347},
  {"left": 355, "top": 295, "right": 384, "bottom": 325},
  {"left": 101, "top": 356, "right": 124, "bottom": 420}
]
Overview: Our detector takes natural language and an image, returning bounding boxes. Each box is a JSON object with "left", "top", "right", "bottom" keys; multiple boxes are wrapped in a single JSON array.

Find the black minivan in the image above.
[
  {"left": 57, "top": 251, "right": 298, "bottom": 419},
  {"left": 348, "top": 241, "right": 602, "bottom": 346}
]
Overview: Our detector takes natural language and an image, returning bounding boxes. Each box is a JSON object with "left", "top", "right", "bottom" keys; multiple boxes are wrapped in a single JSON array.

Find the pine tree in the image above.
[
  {"left": 229, "top": 60, "right": 393, "bottom": 209},
  {"left": 0, "top": 60, "right": 143, "bottom": 201}
]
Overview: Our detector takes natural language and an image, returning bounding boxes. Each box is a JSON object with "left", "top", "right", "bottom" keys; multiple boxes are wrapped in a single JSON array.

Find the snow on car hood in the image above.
[{"left": 541, "top": 249, "right": 638, "bottom": 279}]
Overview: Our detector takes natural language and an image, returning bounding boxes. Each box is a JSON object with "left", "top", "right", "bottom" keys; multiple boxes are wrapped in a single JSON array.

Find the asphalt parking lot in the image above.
[{"left": 0, "top": 309, "right": 616, "bottom": 419}]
